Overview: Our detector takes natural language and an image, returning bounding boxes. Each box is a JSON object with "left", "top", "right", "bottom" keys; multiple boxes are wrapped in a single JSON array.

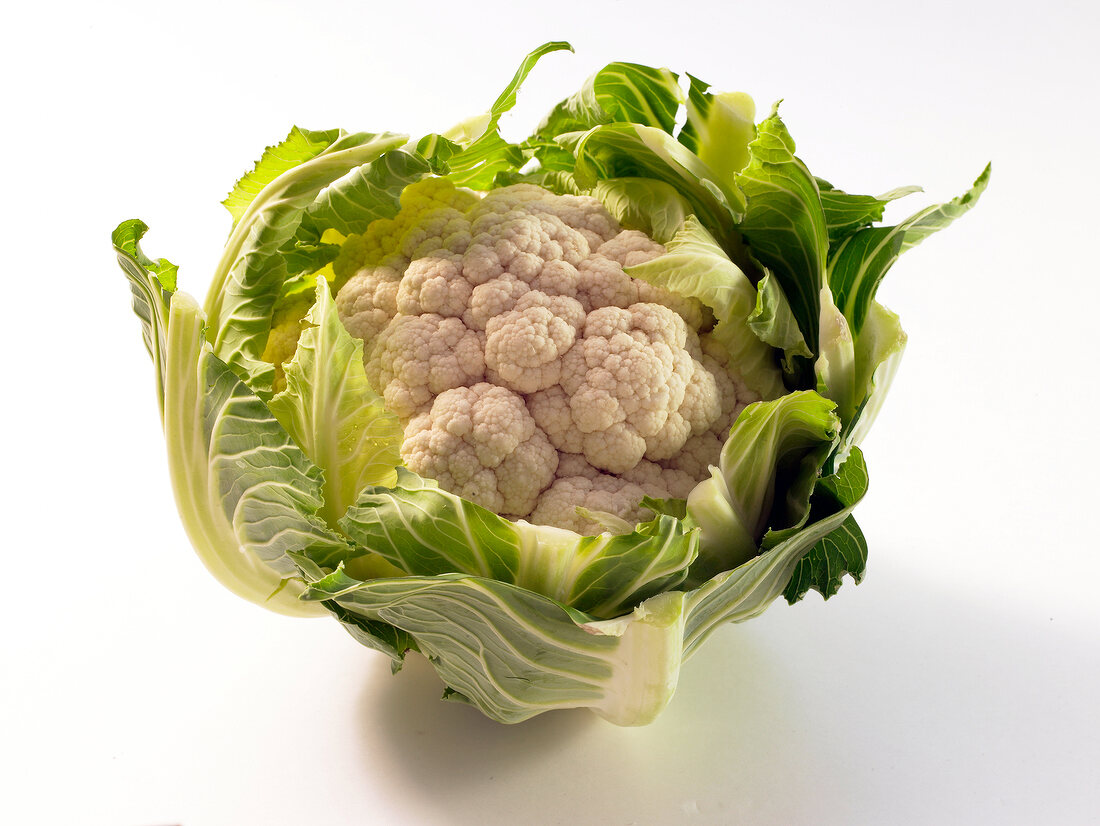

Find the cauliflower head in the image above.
[{"left": 277, "top": 179, "right": 758, "bottom": 532}]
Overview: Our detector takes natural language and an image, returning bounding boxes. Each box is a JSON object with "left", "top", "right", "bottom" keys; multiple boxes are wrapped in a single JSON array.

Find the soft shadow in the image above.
[
  {"left": 357, "top": 651, "right": 598, "bottom": 780},
  {"left": 355, "top": 624, "right": 818, "bottom": 825},
  {"left": 348, "top": 565, "right": 1100, "bottom": 825}
]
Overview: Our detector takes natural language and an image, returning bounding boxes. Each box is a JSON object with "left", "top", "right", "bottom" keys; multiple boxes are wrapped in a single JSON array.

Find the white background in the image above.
[{"left": 3, "top": 1, "right": 1098, "bottom": 824}]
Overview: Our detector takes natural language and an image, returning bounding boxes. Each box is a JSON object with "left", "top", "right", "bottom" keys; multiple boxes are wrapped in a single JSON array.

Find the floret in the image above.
[
  {"left": 555, "top": 303, "right": 714, "bottom": 473},
  {"left": 364, "top": 314, "right": 485, "bottom": 419},
  {"left": 401, "top": 383, "right": 558, "bottom": 516},
  {"left": 335, "top": 265, "right": 401, "bottom": 351},
  {"left": 397, "top": 253, "right": 471, "bottom": 317},
  {"left": 484, "top": 294, "right": 584, "bottom": 394}
]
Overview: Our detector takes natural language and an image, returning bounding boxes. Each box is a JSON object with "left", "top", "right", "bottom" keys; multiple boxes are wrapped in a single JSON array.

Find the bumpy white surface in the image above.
[{"left": 338, "top": 184, "right": 755, "bottom": 528}]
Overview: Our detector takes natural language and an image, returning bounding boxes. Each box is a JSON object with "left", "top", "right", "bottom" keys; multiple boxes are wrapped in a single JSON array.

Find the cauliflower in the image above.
[
  {"left": 117, "top": 44, "right": 979, "bottom": 724},
  {"left": 317, "top": 179, "right": 757, "bottom": 533}
]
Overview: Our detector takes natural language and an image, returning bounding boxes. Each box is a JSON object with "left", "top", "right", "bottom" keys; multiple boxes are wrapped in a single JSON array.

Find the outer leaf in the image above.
[
  {"left": 676, "top": 73, "right": 713, "bottom": 155},
  {"left": 830, "top": 300, "right": 907, "bottom": 469},
  {"left": 280, "top": 239, "right": 340, "bottom": 280},
  {"left": 267, "top": 278, "right": 403, "bottom": 526},
  {"left": 783, "top": 516, "right": 867, "bottom": 603},
  {"left": 639, "top": 495, "right": 688, "bottom": 520},
  {"left": 591, "top": 177, "right": 693, "bottom": 244},
  {"left": 626, "top": 216, "right": 785, "bottom": 399},
  {"left": 204, "top": 130, "right": 409, "bottom": 393},
  {"left": 682, "top": 488, "right": 859, "bottom": 657},
  {"left": 340, "top": 469, "right": 697, "bottom": 619},
  {"left": 302, "top": 567, "right": 687, "bottom": 726},
  {"left": 748, "top": 270, "right": 813, "bottom": 369},
  {"left": 535, "top": 61, "right": 683, "bottom": 137},
  {"left": 679, "top": 73, "right": 756, "bottom": 186},
  {"left": 816, "top": 180, "right": 922, "bottom": 246},
  {"left": 222, "top": 127, "right": 341, "bottom": 226},
  {"left": 112, "top": 219, "right": 177, "bottom": 419},
  {"left": 816, "top": 161, "right": 986, "bottom": 462},
  {"left": 327, "top": 600, "right": 419, "bottom": 672},
  {"left": 341, "top": 468, "right": 524, "bottom": 583},
  {"left": 735, "top": 106, "right": 829, "bottom": 385},
  {"left": 815, "top": 284, "right": 858, "bottom": 424},
  {"left": 783, "top": 447, "right": 870, "bottom": 602},
  {"left": 421, "top": 42, "right": 572, "bottom": 189},
  {"left": 515, "top": 517, "right": 697, "bottom": 619},
  {"left": 685, "top": 391, "right": 840, "bottom": 584},
  {"left": 828, "top": 163, "right": 991, "bottom": 333},
  {"left": 160, "top": 291, "right": 349, "bottom": 616},
  {"left": 115, "top": 228, "right": 342, "bottom": 610},
  {"left": 112, "top": 219, "right": 179, "bottom": 295},
  {"left": 289, "top": 551, "right": 416, "bottom": 670},
  {"left": 302, "top": 465, "right": 864, "bottom": 724},
  {"left": 437, "top": 132, "right": 526, "bottom": 191},
  {"left": 487, "top": 42, "right": 575, "bottom": 121},
  {"left": 813, "top": 444, "right": 869, "bottom": 510},
  {"left": 297, "top": 149, "right": 431, "bottom": 242},
  {"left": 569, "top": 123, "right": 747, "bottom": 231}
]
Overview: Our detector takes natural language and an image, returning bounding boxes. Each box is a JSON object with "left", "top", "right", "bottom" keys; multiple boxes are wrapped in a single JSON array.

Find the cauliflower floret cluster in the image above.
[{"left": 331, "top": 180, "right": 756, "bottom": 530}]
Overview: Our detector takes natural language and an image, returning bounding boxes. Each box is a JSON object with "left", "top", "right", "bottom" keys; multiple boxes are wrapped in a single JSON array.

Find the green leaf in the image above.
[
  {"left": 783, "top": 516, "right": 868, "bottom": 603},
  {"left": 489, "top": 41, "right": 575, "bottom": 120},
  {"left": 679, "top": 73, "right": 757, "bottom": 185},
  {"left": 685, "top": 390, "right": 840, "bottom": 584},
  {"left": 112, "top": 218, "right": 178, "bottom": 293},
  {"left": 626, "top": 216, "right": 785, "bottom": 399},
  {"left": 535, "top": 60, "right": 683, "bottom": 137},
  {"left": 639, "top": 495, "right": 688, "bottom": 520},
  {"left": 828, "top": 163, "right": 991, "bottom": 334},
  {"left": 341, "top": 468, "right": 524, "bottom": 583},
  {"left": 280, "top": 239, "right": 340, "bottom": 279},
  {"left": 303, "top": 567, "right": 688, "bottom": 725},
  {"left": 326, "top": 599, "right": 419, "bottom": 671},
  {"left": 288, "top": 551, "right": 417, "bottom": 669},
  {"left": 735, "top": 106, "right": 829, "bottom": 386},
  {"left": 829, "top": 300, "right": 907, "bottom": 470},
  {"left": 682, "top": 491, "right": 859, "bottom": 657},
  {"left": 748, "top": 270, "right": 813, "bottom": 369},
  {"left": 158, "top": 290, "right": 349, "bottom": 616},
  {"left": 340, "top": 469, "right": 697, "bottom": 619},
  {"left": 520, "top": 516, "right": 697, "bottom": 619},
  {"left": 117, "top": 228, "right": 347, "bottom": 611},
  {"left": 815, "top": 283, "right": 858, "bottom": 424},
  {"left": 676, "top": 73, "right": 712, "bottom": 155},
  {"left": 112, "top": 219, "right": 177, "bottom": 418},
  {"left": 433, "top": 130, "right": 525, "bottom": 190},
  {"left": 204, "top": 130, "right": 409, "bottom": 394},
  {"left": 569, "top": 123, "right": 747, "bottom": 235},
  {"left": 816, "top": 181, "right": 922, "bottom": 246},
  {"left": 268, "top": 279, "right": 403, "bottom": 526},
  {"left": 416, "top": 133, "right": 462, "bottom": 175},
  {"left": 297, "top": 149, "right": 431, "bottom": 241},
  {"left": 419, "top": 42, "right": 572, "bottom": 189},
  {"left": 591, "top": 177, "right": 693, "bottom": 244},
  {"left": 818, "top": 444, "right": 869, "bottom": 508},
  {"left": 782, "top": 448, "right": 870, "bottom": 602},
  {"left": 222, "top": 127, "right": 342, "bottom": 227}
]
